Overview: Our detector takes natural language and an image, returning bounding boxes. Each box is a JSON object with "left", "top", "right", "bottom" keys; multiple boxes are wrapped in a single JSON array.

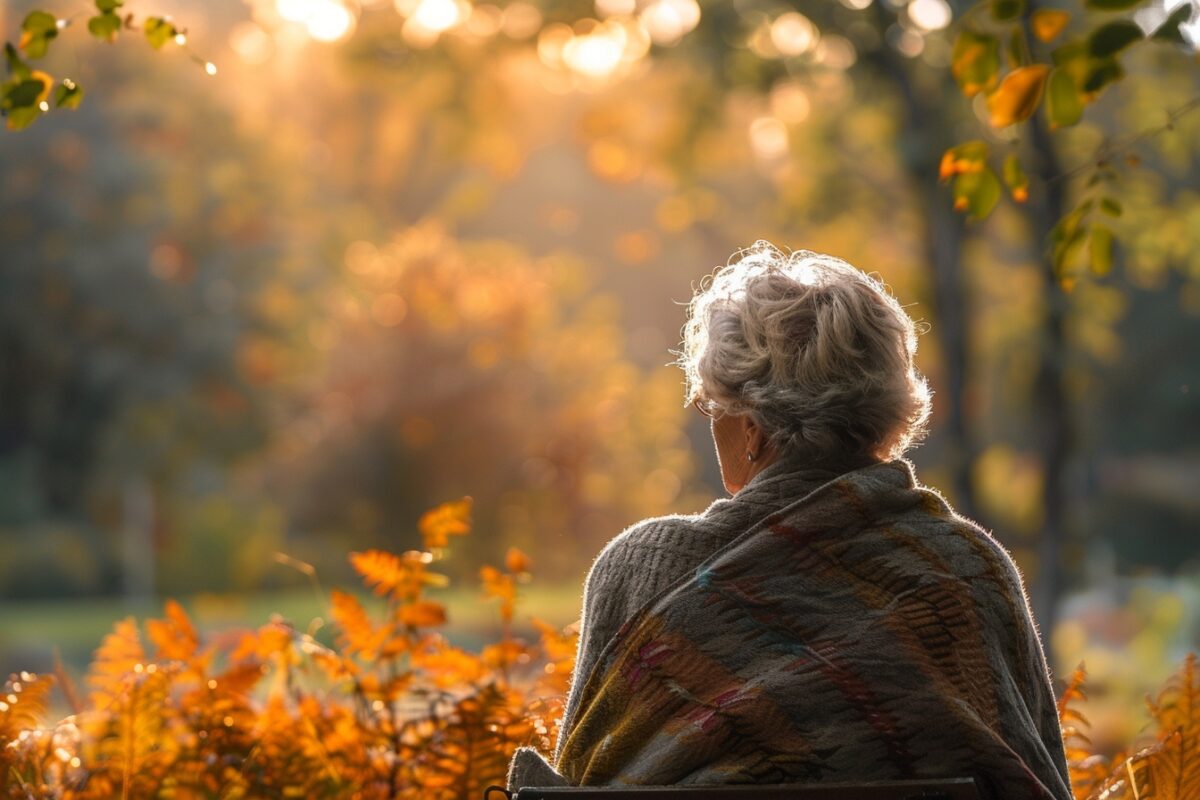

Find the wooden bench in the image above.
[{"left": 488, "top": 778, "right": 981, "bottom": 800}]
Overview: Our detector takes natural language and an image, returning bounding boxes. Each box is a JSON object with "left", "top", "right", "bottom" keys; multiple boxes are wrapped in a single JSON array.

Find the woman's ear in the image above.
[{"left": 742, "top": 416, "right": 769, "bottom": 460}]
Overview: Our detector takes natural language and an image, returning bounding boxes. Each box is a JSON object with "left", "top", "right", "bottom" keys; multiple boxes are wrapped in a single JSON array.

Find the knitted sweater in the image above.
[
  {"left": 506, "top": 455, "right": 844, "bottom": 790},
  {"left": 556, "top": 459, "right": 1072, "bottom": 799}
]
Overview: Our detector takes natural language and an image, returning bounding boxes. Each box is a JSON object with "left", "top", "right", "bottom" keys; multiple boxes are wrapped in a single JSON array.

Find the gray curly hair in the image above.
[{"left": 677, "top": 241, "right": 931, "bottom": 464}]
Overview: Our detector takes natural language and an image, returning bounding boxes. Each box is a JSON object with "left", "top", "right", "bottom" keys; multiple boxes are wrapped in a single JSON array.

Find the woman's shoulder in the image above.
[{"left": 591, "top": 511, "right": 710, "bottom": 571}]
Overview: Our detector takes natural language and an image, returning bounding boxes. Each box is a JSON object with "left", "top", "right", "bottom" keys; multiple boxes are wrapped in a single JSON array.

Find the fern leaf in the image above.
[
  {"left": 418, "top": 496, "right": 473, "bottom": 550},
  {"left": 0, "top": 672, "right": 54, "bottom": 747},
  {"left": 1129, "top": 655, "right": 1200, "bottom": 800},
  {"left": 1054, "top": 663, "right": 1114, "bottom": 800},
  {"left": 1148, "top": 653, "right": 1200, "bottom": 742},
  {"left": 480, "top": 566, "right": 517, "bottom": 622},
  {"left": 87, "top": 617, "right": 145, "bottom": 713},
  {"left": 146, "top": 599, "right": 199, "bottom": 662},
  {"left": 330, "top": 589, "right": 390, "bottom": 660},
  {"left": 351, "top": 549, "right": 447, "bottom": 601},
  {"left": 398, "top": 600, "right": 447, "bottom": 629}
]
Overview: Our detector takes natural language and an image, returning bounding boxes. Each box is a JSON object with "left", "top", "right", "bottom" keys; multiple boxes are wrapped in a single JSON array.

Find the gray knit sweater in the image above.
[{"left": 506, "top": 456, "right": 843, "bottom": 790}]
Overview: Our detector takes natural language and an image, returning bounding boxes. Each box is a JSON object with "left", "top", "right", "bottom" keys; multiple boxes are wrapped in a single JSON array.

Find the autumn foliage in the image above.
[
  {"left": 0, "top": 498, "right": 574, "bottom": 799},
  {"left": 3, "top": 498, "right": 1200, "bottom": 799}
]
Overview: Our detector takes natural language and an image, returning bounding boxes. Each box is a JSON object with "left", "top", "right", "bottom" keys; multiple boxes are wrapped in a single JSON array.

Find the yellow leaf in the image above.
[
  {"left": 418, "top": 496, "right": 473, "bottom": 550},
  {"left": 987, "top": 65, "right": 1051, "bottom": 127},
  {"left": 30, "top": 70, "right": 53, "bottom": 104},
  {"left": 1032, "top": 9, "right": 1070, "bottom": 43}
]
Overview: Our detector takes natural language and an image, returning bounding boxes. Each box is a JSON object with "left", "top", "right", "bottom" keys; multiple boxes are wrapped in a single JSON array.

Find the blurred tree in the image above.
[{"left": 1, "top": 0, "right": 1198, "bottom": 633}]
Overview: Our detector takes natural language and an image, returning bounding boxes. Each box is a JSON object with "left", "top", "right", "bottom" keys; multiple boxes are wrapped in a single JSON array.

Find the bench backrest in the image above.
[{"left": 498, "top": 778, "right": 981, "bottom": 800}]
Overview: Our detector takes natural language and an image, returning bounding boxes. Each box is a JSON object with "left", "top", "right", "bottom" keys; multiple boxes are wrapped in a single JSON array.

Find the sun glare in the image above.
[
  {"left": 411, "top": 0, "right": 463, "bottom": 32},
  {"left": 275, "top": 0, "right": 358, "bottom": 42},
  {"left": 563, "top": 23, "right": 625, "bottom": 77},
  {"left": 308, "top": 1, "right": 357, "bottom": 40}
]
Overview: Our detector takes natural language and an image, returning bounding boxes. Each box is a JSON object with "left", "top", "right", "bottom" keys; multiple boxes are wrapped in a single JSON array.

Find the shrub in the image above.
[
  {"left": 0, "top": 498, "right": 573, "bottom": 799},
  {"left": 1, "top": 498, "right": 1198, "bottom": 799}
]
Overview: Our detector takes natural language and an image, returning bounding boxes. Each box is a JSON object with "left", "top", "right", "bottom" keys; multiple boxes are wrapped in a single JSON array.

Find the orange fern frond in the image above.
[
  {"left": 1056, "top": 664, "right": 1116, "bottom": 800},
  {"left": 146, "top": 599, "right": 200, "bottom": 663},
  {"left": 1148, "top": 653, "right": 1200, "bottom": 742},
  {"left": 1124, "top": 654, "right": 1200, "bottom": 799},
  {"left": 0, "top": 672, "right": 54, "bottom": 747},
  {"left": 329, "top": 589, "right": 392, "bottom": 660},
  {"left": 480, "top": 566, "right": 517, "bottom": 623},
  {"left": 532, "top": 619, "right": 577, "bottom": 696},
  {"left": 418, "top": 496, "right": 473, "bottom": 550},
  {"left": 87, "top": 617, "right": 146, "bottom": 713},
  {"left": 504, "top": 547, "right": 532, "bottom": 575},
  {"left": 412, "top": 644, "right": 487, "bottom": 689},
  {"left": 398, "top": 600, "right": 447, "bottom": 629},
  {"left": 414, "top": 683, "right": 527, "bottom": 800},
  {"left": 212, "top": 660, "right": 268, "bottom": 697},
  {"left": 351, "top": 549, "right": 448, "bottom": 601}
]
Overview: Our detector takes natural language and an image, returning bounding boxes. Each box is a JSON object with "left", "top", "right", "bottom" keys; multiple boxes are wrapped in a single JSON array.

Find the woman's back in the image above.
[{"left": 557, "top": 460, "right": 1071, "bottom": 800}]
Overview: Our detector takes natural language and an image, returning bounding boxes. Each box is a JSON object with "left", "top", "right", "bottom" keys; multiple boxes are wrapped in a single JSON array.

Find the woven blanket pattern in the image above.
[{"left": 556, "top": 460, "right": 1072, "bottom": 800}]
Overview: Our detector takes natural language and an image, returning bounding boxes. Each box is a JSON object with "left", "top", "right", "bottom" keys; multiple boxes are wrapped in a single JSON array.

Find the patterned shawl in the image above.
[{"left": 555, "top": 460, "right": 1072, "bottom": 800}]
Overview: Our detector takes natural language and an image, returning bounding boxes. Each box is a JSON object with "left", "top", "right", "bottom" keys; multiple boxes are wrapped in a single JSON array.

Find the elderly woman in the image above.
[{"left": 507, "top": 242, "right": 1072, "bottom": 800}]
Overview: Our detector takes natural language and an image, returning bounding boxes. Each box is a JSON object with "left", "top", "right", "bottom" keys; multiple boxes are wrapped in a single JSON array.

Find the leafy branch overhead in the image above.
[
  {"left": 2, "top": 0, "right": 1197, "bottom": 273},
  {"left": 941, "top": 0, "right": 1197, "bottom": 237},
  {"left": 1, "top": 0, "right": 214, "bottom": 131}
]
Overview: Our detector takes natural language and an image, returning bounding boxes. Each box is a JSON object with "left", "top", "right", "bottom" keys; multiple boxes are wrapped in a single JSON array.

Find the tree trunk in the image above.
[
  {"left": 866, "top": 38, "right": 982, "bottom": 523},
  {"left": 1025, "top": 111, "right": 1070, "bottom": 637}
]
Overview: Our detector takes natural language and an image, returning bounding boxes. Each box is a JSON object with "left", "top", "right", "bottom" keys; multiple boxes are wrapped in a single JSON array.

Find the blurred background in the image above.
[{"left": 1, "top": 0, "right": 1198, "bottom": 756}]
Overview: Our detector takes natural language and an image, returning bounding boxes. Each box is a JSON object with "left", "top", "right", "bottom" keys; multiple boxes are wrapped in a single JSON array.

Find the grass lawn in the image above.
[{"left": 0, "top": 582, "right": 582, "bottom": 680}]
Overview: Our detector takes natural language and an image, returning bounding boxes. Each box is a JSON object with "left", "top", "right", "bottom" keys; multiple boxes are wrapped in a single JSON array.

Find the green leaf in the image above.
[
  {"left": 5, "top": 43, "right": 33, "bottom": 80},
  {"left": 1008, "top": 28, "right": 1030, "bottom": 68},
  {"left": 94, "top": 0, "right": 124, "bottom": 10},
  {"left": 5, "top": 104, "right": 43, "bottom": 130},
  {"left": 54, "top": 79, "right": 83, "bottom": 109},
  {"left": 951, "top": 30, "right": 1001, "bottom": 97},
  {"left": 1082, "top": 58, "right": 1124, "bottom": 94},
  {"left": 1053, "top": 222, "right": 1089, "bottom": 278},
  {"left": 992, "top": 0, "right": 1026, "bottom": 21},
  {"left": 88, "top": 12, "right": 122, "bottom": 41},
  {"left": 1099, "top": 197, "right": 1123, "bottom": 217},
  {"left": 1089, "top": 225, "right": 1114, "bottom": 275},
  {"left": 3, "top": 78, "right": 48, "bottom": 110},
  {"left": 1087, "top": 20, "right": 1144, "bottom": 57},
  {"left": 19, "top": 12, "right": 60, "bottom": 59},
  {"left": 23, "top": 11, "right": 58, "bottom": 36},
  {"left": 1002, "top": 154, "right": 1029, "bottom": 202},
  {"left": 1045, "top": 67, "right": 1084, "bottom": 128},
  {"left": 939, "top": 140, "right": 991, "bottom": 181},
  {"left": 143, "top": 17, "right": 178, "bottom": 50},
  {"left": 953, "top": 167, "right": 1002, "bottom": 220},
  {"left": 1051, "top": 41, "right": 1086, "bottom": 65},
  {"left": 1083, "top": 0, "right": 1143, "bottom": 10},
  {"left": 1053, "top": 202, "right": 1088, "bottom": 242},
  {"left": 1152, "top": 4, "right": 1193, "bottom": 42}
]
